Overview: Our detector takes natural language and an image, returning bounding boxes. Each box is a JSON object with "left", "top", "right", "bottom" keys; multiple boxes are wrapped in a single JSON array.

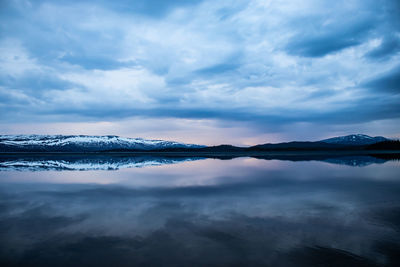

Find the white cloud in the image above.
[
  {"left": 0, "top": 39, "right": 41, "bottom": 76},
  {"left": 52, "top": 67, "right": 166, "bottom": 107},
  {"left": 1, "top": 0, "right": 399, "bottom": 141}
]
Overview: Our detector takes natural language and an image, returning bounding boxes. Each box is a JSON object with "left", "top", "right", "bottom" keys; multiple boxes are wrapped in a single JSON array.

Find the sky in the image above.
[{"left": 0, "top": 0, "right": 400, "bottom": 145}]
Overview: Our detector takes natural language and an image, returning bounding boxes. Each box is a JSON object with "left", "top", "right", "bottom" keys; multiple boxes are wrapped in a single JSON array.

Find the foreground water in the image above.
[{"left": 0, "top": 156, "right": 399, "bottom": 266}]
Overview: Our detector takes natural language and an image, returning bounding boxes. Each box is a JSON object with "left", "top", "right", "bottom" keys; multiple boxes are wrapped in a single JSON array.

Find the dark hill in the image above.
[{"left": 366, "top": 140, "right": 400, "bottom": 150}]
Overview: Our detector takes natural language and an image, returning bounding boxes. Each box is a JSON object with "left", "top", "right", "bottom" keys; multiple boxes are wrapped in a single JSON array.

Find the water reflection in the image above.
[
  {"left": 0, "top": 153, "right": 396, "bottom": 171},
  {"left": 0, "top": 157, "right": 399, "bottom": 266},
  {"left": 0, "top": 154, "right": 204, "bottom": 171}
]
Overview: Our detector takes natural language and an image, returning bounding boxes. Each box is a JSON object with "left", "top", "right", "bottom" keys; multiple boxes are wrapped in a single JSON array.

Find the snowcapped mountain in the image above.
[
  {"left": 0, "top": 135, "right": 204, "bottom": 152},
  {"left": 320, "top": 134, "right": 388, "bottom": 145}
]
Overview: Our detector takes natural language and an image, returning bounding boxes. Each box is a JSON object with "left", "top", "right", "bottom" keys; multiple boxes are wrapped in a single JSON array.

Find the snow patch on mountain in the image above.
[
  {"left": 320, "top": 134, "right": 388, "bottom": 145},
  {"left": 0, "top": 135, "right": 204, "bottom": 152}
]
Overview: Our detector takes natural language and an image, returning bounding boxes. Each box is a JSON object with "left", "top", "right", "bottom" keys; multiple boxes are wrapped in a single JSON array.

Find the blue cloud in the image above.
[
  {"left": 0, "top": 72, "right": 78, "bottom": 95},
  {"left": 194, "top": 62, "right": 240, "bottom": 76},
  {"left": 286, "top": 19, "right": 374, "bottom": 57},
  {"left": 104, "top": 0, "right": 204, "bottom": 17},
  {"left": 364, "top": 65, "right": 400, "bottom": 94},
  {"left": 366, "top": 36, "right": 400, "bottom": 59},
  {"left": 60, "top": 54, "right": 136, "bottom": 70},
  {"left": 1, "top": 0, "right": 400, "bottom": 139}
]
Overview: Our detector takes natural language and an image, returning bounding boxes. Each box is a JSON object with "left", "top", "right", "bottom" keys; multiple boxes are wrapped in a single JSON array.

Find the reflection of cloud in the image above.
[
  {"left": 0, "top": 196, "right": 398, "bottom": 266},
  {"left": 0, "top": 164, "right": 400, "bottom": 265}
]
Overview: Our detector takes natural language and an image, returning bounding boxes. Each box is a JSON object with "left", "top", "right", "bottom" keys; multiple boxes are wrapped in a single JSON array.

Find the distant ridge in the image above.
[
  {"left": 0, "top": 135, "right": 204, "bottom": 152},
  {"left": 247, "top": 134, "right": 390, "bottom": 151},
  {"left": 0, "top": 134, "right": 397, "bottom": 153},
  {"left": 320, "top": 134, "right": 388, "bottom": 145}
]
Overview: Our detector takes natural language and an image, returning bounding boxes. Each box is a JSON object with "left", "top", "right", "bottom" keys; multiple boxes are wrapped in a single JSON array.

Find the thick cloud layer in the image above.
[{"left": 1, "top": 0, "right": 399, "bottom": 143}]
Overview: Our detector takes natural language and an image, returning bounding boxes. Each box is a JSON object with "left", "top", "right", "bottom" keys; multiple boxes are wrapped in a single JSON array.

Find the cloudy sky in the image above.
[{"left": 1, "top": 0, "right": 399, "bottom": 145}]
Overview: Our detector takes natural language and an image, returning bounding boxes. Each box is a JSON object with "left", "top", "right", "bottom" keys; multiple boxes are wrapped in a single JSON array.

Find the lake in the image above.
[{"left": 0, "top": 155, "right": 399, "bottom": 266}]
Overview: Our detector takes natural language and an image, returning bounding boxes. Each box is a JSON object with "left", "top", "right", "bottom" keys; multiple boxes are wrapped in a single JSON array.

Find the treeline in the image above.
[
  {"left": 367, "top": 140, "right": 400, "bottom": 150},
  {"left": 103, "top": 140, "right": 400, "bottom": 153}
]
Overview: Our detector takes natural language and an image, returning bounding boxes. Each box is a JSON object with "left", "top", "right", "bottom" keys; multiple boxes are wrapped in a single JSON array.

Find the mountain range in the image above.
[
  {"left": 0, "top": 135, "right": 204, "bottom": 152},
  {"left": 320, "top": 134, "right": 387, "bottom": 145},
  {"left": 0, "top": 134, "right": 397, "bottom": 153}
]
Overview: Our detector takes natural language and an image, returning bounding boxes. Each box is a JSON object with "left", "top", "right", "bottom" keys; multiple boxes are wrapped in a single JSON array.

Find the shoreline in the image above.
[{"left": 1, "top": 150, "right": 399, "bottom": 158}]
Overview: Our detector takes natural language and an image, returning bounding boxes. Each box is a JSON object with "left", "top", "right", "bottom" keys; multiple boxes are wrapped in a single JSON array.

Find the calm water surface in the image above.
[{"left": 0, "top": 157, "right": 399, "bottom": 266}]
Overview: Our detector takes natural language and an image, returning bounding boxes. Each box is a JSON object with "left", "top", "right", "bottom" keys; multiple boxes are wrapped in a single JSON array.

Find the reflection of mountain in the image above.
[
  {"left": 0, "top": 153, "right": 397, "bottom": 171},
  {"left": 0, "top": 156, "right": 204, "bottom": 171},
  {"left": 322, "top": 156, "right": 387, "bottom": 167},
  {"left": 253, "top": 154, "right": 393, "bottom": 167}
]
